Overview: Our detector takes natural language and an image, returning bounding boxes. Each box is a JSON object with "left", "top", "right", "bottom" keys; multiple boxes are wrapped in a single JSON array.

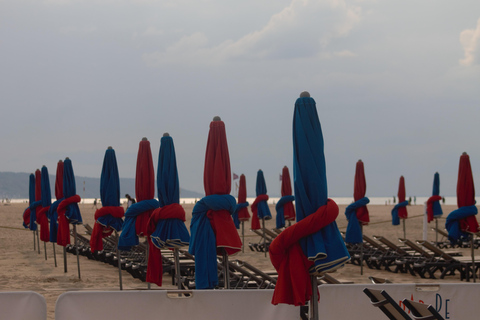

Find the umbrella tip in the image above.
[
  {"left": 107, "top": 146, "right": 113, "bottom": 149},
  {"left": 42, "top": 165, "right": 46, "bottom": 167},
  {"left": 65, "top": 157, "right": 70, "bottom": 160},
  {"left": 142, "top": 137, "right": 148, "bottom": 141},
  {"left": 213, "top": 116, "right": 221, "bottom": 121},
  {"left": 462, "top": 151, "right": 468, "bottom": 155},
  {"left": 58, "top": 160, "right": 63, "bottom": 163},
  {"left": 163, "top": 132, "right": 170, "bottom": 137},
  {"left": 300, "top": 91, "right": 310, "bottom": 98},
  {"left": 358, "top": 159, "right": 362, "bottom": 162}
]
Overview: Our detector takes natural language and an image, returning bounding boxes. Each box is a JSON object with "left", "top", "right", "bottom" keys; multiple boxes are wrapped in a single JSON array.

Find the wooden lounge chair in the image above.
[
  {"left": 363, "top": 288, "right": 411, "bottom": 320},
  {"left": 402, "top": 299, "right": 445, "bottom": 320},
  {"left": 362, "top": 235, "right": 406, "bottom": 272}
]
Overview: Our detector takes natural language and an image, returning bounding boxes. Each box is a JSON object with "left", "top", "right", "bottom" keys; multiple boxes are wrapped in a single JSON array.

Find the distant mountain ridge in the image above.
[{"left": 0, "top": 171, "right": 203, "bottom": 199}]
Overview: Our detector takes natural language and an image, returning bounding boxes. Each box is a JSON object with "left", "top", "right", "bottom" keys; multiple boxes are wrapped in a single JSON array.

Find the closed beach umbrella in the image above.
[
  {"left": 427, "top": 172, "right": 443, "bottom": 223},
  {"left": 345, "top": 160, "right": 370, "bottom": 275},
  {"left": 189, "top": 116, "right": 241, "bottom": 289},
  {"left": 48, "top": 160, "right": 64, "bottom": 268},
  {"left": 233, "top": 174, "right": 250, "bottom": 252},
  {"left": 118, "top": 138, "right": 159, "bottom": 251},
  {"left": 57, "top": 158, "right": 83, "bottom": 278},
  {"left": 23, "top": 173, "right": 38, "bottom": 252},
  {"left": 147, "top": 133, "right": 190, "bottom": 288},
  {"left": 34, "top": 169, "right": 42, "bottom": 253},
  {"left": 276, "top": 166, "right": 295, "bottom": 229},
  {"left": 90, "top": 147, "right": 124, "bottom": 253},
  {"left": 446, "top": 152, "right": 479, "bottom": 245},
  {"left": 269, "top": 92, "right": 350, "bottom": 310},
  {"left": 251, "top": 170, "right": 271, "bottom": 230},
  {"left": 37, "top": 166, "right": 51, "bottom": 244},
  {"left": 392, "top": 176, "right": 409, "bottom": 238}
]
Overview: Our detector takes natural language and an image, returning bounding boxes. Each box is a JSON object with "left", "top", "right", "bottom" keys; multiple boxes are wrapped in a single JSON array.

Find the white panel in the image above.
[{"left": 0, "top": 291, "right": 46, "bottom": 320}]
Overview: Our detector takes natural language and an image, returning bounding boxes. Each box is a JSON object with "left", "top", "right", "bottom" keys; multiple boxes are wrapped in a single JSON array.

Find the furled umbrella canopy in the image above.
[
  {"left": 90, "top": 147, "right": 125, "bottom": 253},
  {"left": 37, "top": 166, "right": 51, "bottom": 242},
  {"left": 251, "top": 170, "right": 271, "bottom": 230},
  {"left": 276, "top": 166, "right": 295, "bottom": 229},
  {"left": 269, "top": 92, "right": 350, "bottom": 306},
  {"left": 57, "top": 158, "right": 83, "bottom": 247},
  {"left": 189, "top": 117, "right": 241, "bottom": 289},
  {"left": 391, "top": 176, "right": 408, "bottom": 225},
  {"left": 48, "top": 160, "right": 64, "bottom": 243},
  {"left": 233, "top": 174, "right": 250, "bottom": 228},
  {"left": 427, "top": 172, "right": 443, "bottom": 223},
  {"left": 345, "top": 160, "right": 370, "bottom": 243},
  {"left": 119, "top": 138, "right": 159, "bottom": 251},
  {"left": 146, "top": 134, "right": 190, "bottom": 286},
  {"left": 446, "top": 152, "right": 479, "bottom": 244},
  {"left": 23, "top": 173, "right": 37, "bottom": 230}
]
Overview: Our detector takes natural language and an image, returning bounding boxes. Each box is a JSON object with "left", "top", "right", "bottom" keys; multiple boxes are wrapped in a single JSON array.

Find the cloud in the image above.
[
  {"left": 143, "top": 0, "right": 362, "bottom": 67},
  {"left": 459, "top": 17, "right": 480, "bottom": 66}
]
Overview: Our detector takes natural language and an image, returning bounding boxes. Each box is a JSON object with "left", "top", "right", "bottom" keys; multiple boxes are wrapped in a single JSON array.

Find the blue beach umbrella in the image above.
[
  {"left": 26, "top": 173, "right": 39, "bottom": 231},
  {"left": 292, "top": 92, "right": 350, "bottom": 274},
  {"left": 41, "top": 166, "right": 52, "bottom": 209},
  {"left": 255, "top": 170, "right": 272, "bottom": 221},
  {"left": 63, "top": 158, "right": 82, "bottom": 224},
  {"left": 38, "top": 166, "right": 52, "bottom": 244}
]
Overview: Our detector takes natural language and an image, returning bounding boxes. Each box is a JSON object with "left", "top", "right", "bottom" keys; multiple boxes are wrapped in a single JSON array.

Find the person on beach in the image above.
[
  {"left": 125, "top": 194, "right": 136, "bottom": 209},
  {"left": 93, "top": 198, "right": 98, "bottom": 209}
]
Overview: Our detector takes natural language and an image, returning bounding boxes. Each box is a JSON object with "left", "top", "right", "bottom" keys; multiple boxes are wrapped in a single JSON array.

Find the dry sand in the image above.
[{"left": 0, "top": 202, "right": 469, "bottom": 320}]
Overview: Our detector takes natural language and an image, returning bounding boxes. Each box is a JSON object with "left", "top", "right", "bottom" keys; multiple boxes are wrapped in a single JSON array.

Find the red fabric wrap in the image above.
[
  {"left": 207, "top": 208, "right": 242, "bottom": 255},
  {"left": 146, "top": 203, "right": 186, "bottom": 286},
  {"left": 398, "top": 176, "right": 408, "bottom": 219},
  {"left": 251, "top": 194, "right": 269, "bottom": 230},
  {"left": 57, "top": 195, "right": 81, "bottom": 247},
  {"left": 269, "top": 199, "right": 338, "bottom": 306},
  {"left": 35, "top": 170, "right": 41, "bottom": 202},
  {"left": 23, "top": 208, "right": 31, "bottom": 227},
  {"left": 354, "top": 161, "right": 369, "bottom": 225},
  {"left": 90, "top": 206, "right": 125, "bottom": 253},
  {"left": 135, "top": 139, "right": 155, "bottom": 235},
  {"left": 238, "top": 174, "right": 250, "bottom": 221},
  {"left": 427, "top": 195, "right": 442, "bottom": 223},
  {"left": 36, "top": 206, "right": 50, "bottom": 242},
  {"left": 457, "top": 153, "right": 479, "bottom": 233}
]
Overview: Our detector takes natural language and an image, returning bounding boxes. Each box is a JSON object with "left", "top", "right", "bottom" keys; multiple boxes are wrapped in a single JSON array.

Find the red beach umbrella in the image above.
[
  {"left": 457, "top": 152, "right": 478, "bottom": 233},
  {"left": 135, "top": 137, "right": 156, "bottom": 236},
  {"left": 354, "top": 160, "right": 369, "bottom": 225},
  {"left": 281, "top": 166, "right": 295, "bottom": 222},
  {"left": 237, "top": 174, "right": 250, "bottom": 222},
  {"left": 397, "top": 176, "right": 407, "bottom": 220},
  {"left": 35, "top": 169, "right": 42, "bottom": 202}
]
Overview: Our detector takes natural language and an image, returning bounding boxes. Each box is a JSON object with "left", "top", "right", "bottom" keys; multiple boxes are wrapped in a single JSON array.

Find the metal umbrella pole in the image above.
[
  {"left": 73, "top": 224, "right": 81, "bottom": 279},
  {"left": 242, "top": 221, "right": 245, "bottom": 253},
  {"left": 403, "top": 219, "right": 406, "bottom": 240},
  {"left": 33, "top": 231, "right": 36, "bottom": 251},
  {"left": 309, "top": 276, "right": 319, "bottom": 320},
  {"left": 115, "top": 231, "right": 123, "bottom": 290},
  {"left": 36, "top": 229, "right": 41, "bottom": 254},
  {"left": 53, "top": 243, "right": 57, "bottom": 267},
  {"left": 174, "top": 248, "right": 182, "bottom": 289},
  {"left": 44, "top": 242, "right": 47, "bottom": 260},
  {"left": 63, "top": 246, "right": 67, "bottom": 273},
  {"left": 146, "top": 238, "right": 151, "bottom": 290},
  {"left": 223, "top": 248, "right": 230, "bottom": 289},
  {"left": 360, "top": 225, "right": 364, "bottom": 276},
  {"left": 435, "top": 218, "right": 438, "bottom": 244}
]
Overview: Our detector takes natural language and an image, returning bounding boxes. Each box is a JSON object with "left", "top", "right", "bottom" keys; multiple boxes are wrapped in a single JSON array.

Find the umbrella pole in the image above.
[
  {"left": 63, "top": 246, "right": 67, "bottom": 273},
  {"left": 146, "top": 238, "right": 151, "bottom": 290},
  {"left": 73, "top": 224, "right": 81, "bottom": 279},
  {"left": 242, "top": 221, "right": 245, "bottom": 253},
  {"left": 44, "top": 242, "right": 47, "bottom": 260},
  {"left": 471, "top": 234, "right": 476, "bottom": 283},
  {"left": 309, "top": 276, "right": 319, "bottom": 320},
  {"left": 33, "top": 231, "right": 36, "bottom": 251},
  {"left": 402, "top": 219, "right": 406, "bottom": 239},
  {"left": 360, "top": 225, "right": 364, "bottom": 276},
  {"left": 53, "top": 243, "right": 57, "bottom": 267},
  {"left": 174, "top": 248, "right": 182, "bottom": 290},
  {"left": 435, "top": 218, "right": 438, "bottom": 244},
  {"left": 115, "top": 231, "right": 123, "bottom": 290},
  {"left": 36, "top": 229, "right": 41, "bottom": 254},
  {"left": 222, "top": 248, "right": 230, "bottom": 289},
  {"left": 262, "top": 218, "right": 266, "bottom": 258}
]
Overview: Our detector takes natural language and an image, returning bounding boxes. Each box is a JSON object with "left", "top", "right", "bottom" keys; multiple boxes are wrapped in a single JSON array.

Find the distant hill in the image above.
[{"left": 0, "top": 171, "right": 203, "bottom": 199}]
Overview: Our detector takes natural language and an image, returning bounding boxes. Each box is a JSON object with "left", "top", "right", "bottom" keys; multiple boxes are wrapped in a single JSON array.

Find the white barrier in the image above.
[
  {"left": 55, "top": 290, "right": 299, "bottom": 320},
  {"left": 318, "top": 283, "right": 480, "bottom": 320},
  {"left": 0, "top": 291, "right": 46, "bottom": 320}
]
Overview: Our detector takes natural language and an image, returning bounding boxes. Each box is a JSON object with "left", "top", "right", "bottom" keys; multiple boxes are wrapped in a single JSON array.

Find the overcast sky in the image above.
[{"left": 1, "top": 0, "right": 479, "bottom": 198}]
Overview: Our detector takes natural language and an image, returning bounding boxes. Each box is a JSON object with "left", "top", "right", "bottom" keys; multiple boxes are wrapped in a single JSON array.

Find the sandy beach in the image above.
[{"left": 0, "top": 202, "right": 469, "bottom": 320}]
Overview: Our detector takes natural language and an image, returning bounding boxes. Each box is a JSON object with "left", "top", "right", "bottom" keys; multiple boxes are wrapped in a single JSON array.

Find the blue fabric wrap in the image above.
[
  {"left": 62, "top": 159, "right": 82, "bottom": 224},
  {"left": 41, "top": 167, "right": 52, "bottom": 208},
  {"left": 293, "top": 96, "right": 350, "bottom": 273},
  {"left": 29, "top": 201, "right": 41, "bottom": 231},
  {"left": 189, "top": 194, "right": 236, "bottom": 289},
  {"left": 391, "top": 201, "right": 408, "bottom": 225},
  {"left": 100, "top": 149, "right": 121, "bottom": 207},
  {"left": 432, "top": 172, "right": 443, "bottom": 218},
  {"left": 98, "top": 148, "right": 123, "bottom": 232},
  {"left": 275, "top": 195, "right": 295, "bottom": 229},
  {"left": 445, "top": 205, "right": 478, "bottom": 244},
  {"left": 48, "top": 199, "right": 62, "bottom": 243},
  {"left": 232, "top": 202, "right": 249, "bottom": 229},
  {"left": 344, "top": 197, "right": 370, "bottom": 243},
  {"left": 150, "top": 135, "right": 190, "bottom": 249},
  {"left": 118, "top": 199, "right": 159, "bottom": 250},
  {"left": 26, "top": 174, "right": 37, "bottom": 230},
  {"left": 255, "top": 170, "right": 272, "bottom": 220}
]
